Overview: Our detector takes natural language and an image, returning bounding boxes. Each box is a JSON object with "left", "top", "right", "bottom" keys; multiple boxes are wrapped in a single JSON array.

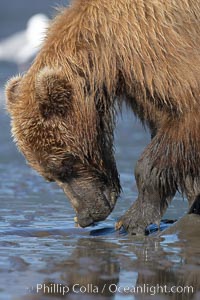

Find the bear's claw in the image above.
[{"left": 115, "top": 220, "right": 124, "bottom": 231}]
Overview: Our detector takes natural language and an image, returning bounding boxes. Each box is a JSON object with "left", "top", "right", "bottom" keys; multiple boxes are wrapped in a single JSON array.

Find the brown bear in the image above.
[{"left": 6, "top": 0, "right": 200, "bottom": 234}]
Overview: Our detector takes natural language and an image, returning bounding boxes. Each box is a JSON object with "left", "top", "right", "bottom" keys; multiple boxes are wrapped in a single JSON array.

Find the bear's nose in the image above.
[{"left": 76, "top": 212, "right": 94, "bottom": 227}]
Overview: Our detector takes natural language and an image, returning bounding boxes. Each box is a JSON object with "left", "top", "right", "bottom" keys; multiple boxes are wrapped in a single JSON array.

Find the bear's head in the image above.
[{"left": 6, "top": 67, "right": 121, "bottom": 227}]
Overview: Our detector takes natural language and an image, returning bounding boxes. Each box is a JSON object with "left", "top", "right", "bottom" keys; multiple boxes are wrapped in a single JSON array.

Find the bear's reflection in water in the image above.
[
  {"left": 20, "top": 216, "right": 200, "bottom": 300},
  {"left": 26, "top": 239, "right": 120, "bottom": 300}
]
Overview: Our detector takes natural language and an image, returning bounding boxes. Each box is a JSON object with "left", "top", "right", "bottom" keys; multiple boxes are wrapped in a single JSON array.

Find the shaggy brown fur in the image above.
[{"left": 6, "top": 0, "right": 200, "bottom": 233}]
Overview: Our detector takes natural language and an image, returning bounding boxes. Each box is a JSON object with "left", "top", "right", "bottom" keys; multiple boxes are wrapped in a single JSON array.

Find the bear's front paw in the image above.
[
  {"left": 115, "top": 213, "right": 147, "bottom": 235},
  {"left": 115, "top": 199, "right": 163, "bottom": 235}
]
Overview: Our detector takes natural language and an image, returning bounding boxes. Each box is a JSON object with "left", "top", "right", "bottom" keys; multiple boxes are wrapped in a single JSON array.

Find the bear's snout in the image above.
[
  {"left": 76, "top": 188, "right": 118, "bottom": 227},
  {"left": 57, "top": 181, "right": 118, "bottom": 227}
]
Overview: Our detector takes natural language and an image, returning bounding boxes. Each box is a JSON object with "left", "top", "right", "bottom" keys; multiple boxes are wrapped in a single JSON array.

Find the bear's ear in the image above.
[
  {"left": 35, "top": 67, "right": 73, "bottom": 119},
  {"left": 5, "top": 75, "right": 22, "bottom": 113}
]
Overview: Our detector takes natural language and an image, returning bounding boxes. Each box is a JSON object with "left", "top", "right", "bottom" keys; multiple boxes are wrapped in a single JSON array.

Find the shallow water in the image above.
[{"left": 0, "top": 2, "right": 200, "bottom": 300}]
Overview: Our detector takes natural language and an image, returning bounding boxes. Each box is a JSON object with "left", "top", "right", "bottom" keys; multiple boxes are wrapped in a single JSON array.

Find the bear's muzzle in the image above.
[{"left": 57, "top": 180, "right": 118, "bottom": 227}]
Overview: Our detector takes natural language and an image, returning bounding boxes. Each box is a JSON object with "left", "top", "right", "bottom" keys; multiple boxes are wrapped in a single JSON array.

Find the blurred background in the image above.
[
  {"left": 0, "top": 0, "right": 61, "bottom": 85},
  {"left": 0, "top": 0, "right": 57, "bottom": 39}
]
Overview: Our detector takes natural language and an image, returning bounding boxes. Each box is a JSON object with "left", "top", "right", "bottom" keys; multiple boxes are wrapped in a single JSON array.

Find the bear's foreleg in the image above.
[{"left": 116, "top": 148, "right": 176, "bottom": 234}]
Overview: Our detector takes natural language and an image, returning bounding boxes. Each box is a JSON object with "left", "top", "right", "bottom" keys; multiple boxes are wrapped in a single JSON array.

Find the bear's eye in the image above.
[{"left": 44, "top": 154, "right": 78, "bottom": 182}]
